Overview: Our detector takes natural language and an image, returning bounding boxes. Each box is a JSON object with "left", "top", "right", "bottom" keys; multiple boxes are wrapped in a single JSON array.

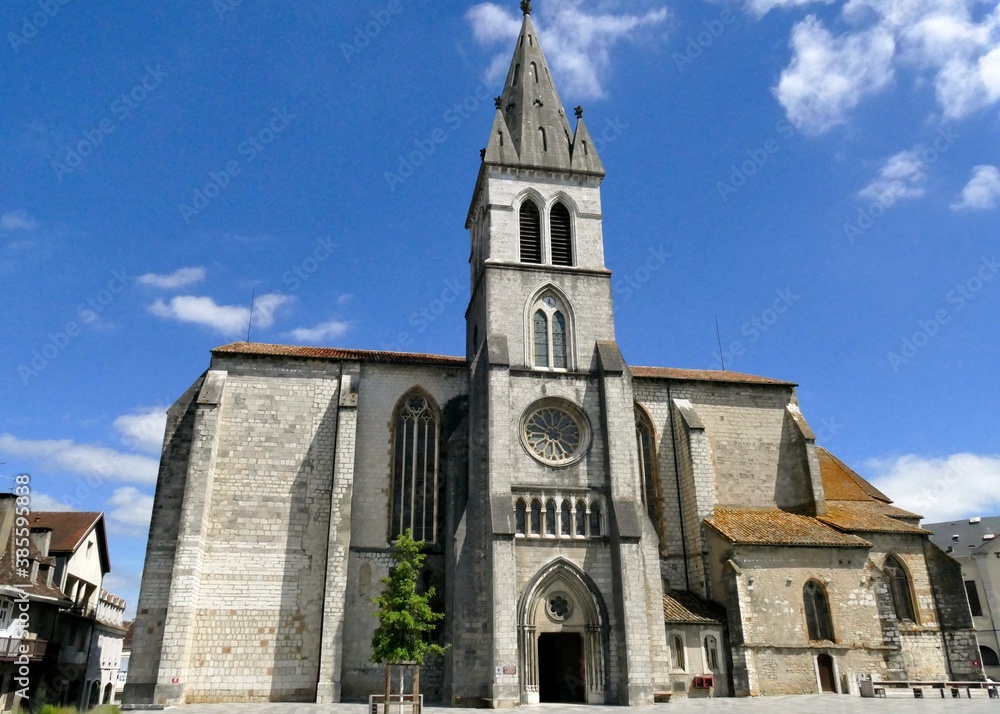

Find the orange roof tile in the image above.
[
  {"left": 818, "top": 449, "right": 892, "bottom": 503},
  {"left": 631, "top": 366, "right": 796, "bottom": 387},
  {"left": 818, "top": 501, "right": 929, "bottom": 535},
  {"left": 212, "top": 342, "right": 467, "bottom": 367},
  {"left": 663, "top": 591, "right": 727, "bottom": 624},
  {"left": 706, "top": 508, "right": 871, "bottom": 548}
]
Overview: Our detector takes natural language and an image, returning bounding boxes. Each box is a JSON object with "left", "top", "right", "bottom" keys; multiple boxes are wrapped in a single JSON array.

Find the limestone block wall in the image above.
[
  {"left": 479, "top": 268, "right": 616, "bottom": 373},
  {"left": 124, "top": 375, "right": 204, "bottom": 705},
  {"left": 479, "top": 171, "right": 606, "bottom": 270},
  {"left": 185, "top": 357, "right": 342, "bottom": 702},
  {"left": 924, "top": 540, "right": 984, "bottom": 680}
]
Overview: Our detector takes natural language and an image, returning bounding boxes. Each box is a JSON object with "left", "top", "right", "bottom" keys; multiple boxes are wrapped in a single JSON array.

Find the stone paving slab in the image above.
[{"left": 155, "top": 695, "right": 1000, "bottom": 714}]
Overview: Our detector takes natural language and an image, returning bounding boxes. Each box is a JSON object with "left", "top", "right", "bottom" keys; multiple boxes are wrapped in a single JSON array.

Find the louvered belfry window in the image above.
[
  {"left": 550, "top": 202, "right": 573, "bottom": 266},
  {"left": 520, "top": 201, "right": 542, "bottom": 263}
]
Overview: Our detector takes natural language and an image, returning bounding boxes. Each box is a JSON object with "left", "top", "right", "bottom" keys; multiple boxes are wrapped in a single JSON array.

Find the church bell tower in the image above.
[{"left": 448, "top": 1, "right": 668, "bottom": 707}]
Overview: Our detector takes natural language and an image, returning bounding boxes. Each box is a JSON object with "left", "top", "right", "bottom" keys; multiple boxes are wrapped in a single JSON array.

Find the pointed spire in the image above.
[
  {"left": 479, "top": 5, "right": 604, "bottom": 176},
  {"left": 570, "top": 114, "right": 605, "bottom": 176}
]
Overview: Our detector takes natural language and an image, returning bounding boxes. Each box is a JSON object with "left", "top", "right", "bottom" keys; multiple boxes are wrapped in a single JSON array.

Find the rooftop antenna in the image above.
[
  {"left": 715, "top": 316, "right": 726, "bottom": 371},
  {"left": 246, "top": 287, "right": 256, "bottom": 343}
]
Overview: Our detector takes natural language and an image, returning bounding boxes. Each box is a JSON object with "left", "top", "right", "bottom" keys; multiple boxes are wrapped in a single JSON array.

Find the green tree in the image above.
[{"left": 371, "top": 530, "right": 447, "bottom": 666}]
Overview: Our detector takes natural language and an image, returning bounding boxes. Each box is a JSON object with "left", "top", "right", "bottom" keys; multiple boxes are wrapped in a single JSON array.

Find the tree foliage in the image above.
[{"left": 371, "top": 530, "right": 447, "bottom": 665}]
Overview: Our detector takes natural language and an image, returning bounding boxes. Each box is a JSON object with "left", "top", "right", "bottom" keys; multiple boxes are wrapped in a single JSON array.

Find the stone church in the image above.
[{"left": 125, "top": 3, "right": 982, "bottom": 707}]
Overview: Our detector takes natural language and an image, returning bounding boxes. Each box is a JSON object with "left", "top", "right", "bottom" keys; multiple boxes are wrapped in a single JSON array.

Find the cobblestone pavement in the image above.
[{"left": 154, "top": 695, "right": 1000, "bottom": 714}]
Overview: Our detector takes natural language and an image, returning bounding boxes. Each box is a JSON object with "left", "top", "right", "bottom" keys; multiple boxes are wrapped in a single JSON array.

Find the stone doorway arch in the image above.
[{"left": 517, "top": 558, "right": 608, "bottom": 704}]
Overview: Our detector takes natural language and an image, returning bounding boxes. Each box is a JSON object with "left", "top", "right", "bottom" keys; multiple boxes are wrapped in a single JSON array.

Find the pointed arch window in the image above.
[
  {"left": 589, "top": 501, "right": 602, "bottom": 538},
  {"left": 545, "top": 499, "right": 557, "bottom": 536},
  {"left": 803, "top": 580, "right": 834, "bottom": 642},
  {"left": 519, "top": 200, "right": 542, "bottom": 264},
  {"left": 575, "top": 500, "right": 586, "bottom": 537},
  {"left": 636, "top": 406, "right": 659, "bottom": 529},
  {"left": 390, "top": 391, "right": 440, "bottom": 543},
  {"left": 538, "top": 127, "right": 548, "bottom": 152},
  {"left": 560, "top": 500, "right": 572, "bottom": 536},
  {"left": 530, "top": 499, "right": 542, "bottom": 535},
  {"left": 530, "top": 62, "right": 539, "bottom": 83},
  {"left": 550, "top": 202, "right": 573, "bottom": 266},
  {"left": 515, "top": 499, "right": 527, "bottom": 536},
  {"left": 530, "top": 292, "right": 571, "bottom": 370},
  {"left": 513, "top": 63, "right": 521, "bottom": 86},
  {"left": 885, "top": 555, "right": 916, "bottom": 622}
]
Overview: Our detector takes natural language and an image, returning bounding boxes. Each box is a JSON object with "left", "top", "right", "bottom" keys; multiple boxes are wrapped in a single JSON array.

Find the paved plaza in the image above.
[{"left": 152, "top": 696, "right": 1000, "bottom": 714}]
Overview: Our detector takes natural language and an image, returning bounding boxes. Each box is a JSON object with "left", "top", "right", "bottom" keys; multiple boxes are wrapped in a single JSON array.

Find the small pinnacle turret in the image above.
[{"left": 520, "top": 0, "right": 532, "bottom": 15}]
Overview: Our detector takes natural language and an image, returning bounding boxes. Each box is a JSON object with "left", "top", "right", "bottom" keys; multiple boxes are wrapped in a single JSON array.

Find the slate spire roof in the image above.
[{"left": 483, "top": 4, "right": 605, "bottom": 176}]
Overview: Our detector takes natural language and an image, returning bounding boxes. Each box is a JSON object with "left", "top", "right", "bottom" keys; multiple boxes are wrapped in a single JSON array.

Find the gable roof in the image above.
[
  {"left": 817, "top": 448, "right": 892, "bottom": 503},
  {"left": 663, "top": 590, "right": 728, "bottom": 625},
  {"left": 706, "top": 508, "right": 871, "bottom": 549},
  {"left": 29, "top": 512, "right": 111, "bottom": 574}
]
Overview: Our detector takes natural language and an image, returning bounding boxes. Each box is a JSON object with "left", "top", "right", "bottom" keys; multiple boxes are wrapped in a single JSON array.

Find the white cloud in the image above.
[
  {"left": 285, "top": 320, "right": 351, "bottom": 344},
  {"left": 138, "top": 267, "right": 207, "bottom": 290},
  {"left": 0, "top": 434, "right": 159, "bottom": 484},
  {"left": 29, "top": 493, "right": 77, "bottom": 511},
  {"left": 114, "top": 407, "right": 168, "bottom": 454},
  {"left": 858, "top": 149, "right": 927, "bottom": 202},
  {"left": 0, "top": 210, "right": 37, "bottom": 232},
  {"left": 467, "top": 1, "right": 668, "bottom": 99},
  {"left": 148, "top": 293, "right": 294, "bottom": 336},
  {"left": 769, "top": 1, "right": 1000, "bottom": 130},
  {"left": 745, "top": 0, "right": 835, "bottom": 18},
  {"left": 105, "top": 487, "right": 154, "bottom": 536},
  {"left": 952, "top": 165, "right": 1000, "bottom": 210},
  {"left": 775, "top": 16, "right": 896, "bottom": 134},
  {"left": 867, "top": 453, "right": 1000, "bottom": 523}
]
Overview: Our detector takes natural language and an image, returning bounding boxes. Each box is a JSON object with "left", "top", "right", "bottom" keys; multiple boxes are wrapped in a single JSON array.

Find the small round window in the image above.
[
  {"left": 546, "top": 593, "right": 573, "bottom": 622},
  {"left": 520, "top": 399, "right": 590, "bottom": 467}
]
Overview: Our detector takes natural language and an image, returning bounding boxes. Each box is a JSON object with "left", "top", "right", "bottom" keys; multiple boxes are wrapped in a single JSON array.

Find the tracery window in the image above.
[
  {"left": 885, "top": 555, "right": 916, "bottom": 622},
  {"left": 803, "top": 580, "right": 835, "bottom": 642},
  {"left": 519, "top": 200, "right": 542, "bottom": 264},
  {"left": 530, "top": 292, "right": 569, "bottom": 369},
  {"left": 704, "top": 635, "right": 719, "bottom": 671},
  {"left": 390, "top": 391, "right": 440, "bottom": 543},
  {"left": 635, "top": 407, "right": 659, "bottom": 527},
  {"left": 670, "top": 633, "right": 686, "bottom": 671}
]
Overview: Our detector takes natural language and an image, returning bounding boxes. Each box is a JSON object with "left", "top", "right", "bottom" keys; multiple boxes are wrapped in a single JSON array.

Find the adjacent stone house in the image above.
[{"left": 125, "top": 3, "right": 982, "bottom": 706}]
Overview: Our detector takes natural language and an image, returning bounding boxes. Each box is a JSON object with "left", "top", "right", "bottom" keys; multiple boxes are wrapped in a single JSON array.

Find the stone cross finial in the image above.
[
  {"left": 495, "top": 96, "right": 503, "bottom": 110},
  {"left": 574, "top": 106, "right": 584, "bottom": 119},
  {"left": 520, "top": 0, "right": 532, "bottom": 15}
]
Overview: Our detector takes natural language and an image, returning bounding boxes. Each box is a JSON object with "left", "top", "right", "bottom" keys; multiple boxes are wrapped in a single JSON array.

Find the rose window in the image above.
[{"left": 524, "top": 408, "right": 582, "bottom": 465}]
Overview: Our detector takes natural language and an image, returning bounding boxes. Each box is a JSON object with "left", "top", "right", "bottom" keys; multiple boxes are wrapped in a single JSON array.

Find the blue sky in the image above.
[{"left": 2, "top": 0, "right": 998, "bottom": 614}]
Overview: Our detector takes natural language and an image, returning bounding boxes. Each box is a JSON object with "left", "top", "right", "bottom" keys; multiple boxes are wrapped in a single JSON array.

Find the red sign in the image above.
[
  {"left": 503, "top": 665, "right": 517, "bottom": 675},
  {"left": 170, "top": 677, "right": 180, "bottom": 684}
]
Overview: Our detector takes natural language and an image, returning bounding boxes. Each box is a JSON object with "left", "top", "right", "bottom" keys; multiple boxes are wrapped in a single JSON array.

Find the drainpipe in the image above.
[{"left": 666, "top": 381, "right": 691, "bottom": 592}]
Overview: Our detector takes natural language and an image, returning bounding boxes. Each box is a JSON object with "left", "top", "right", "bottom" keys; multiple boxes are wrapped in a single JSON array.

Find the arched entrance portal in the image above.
[{"left": 518, "top": 558, "right": 607, "bottom": 704}]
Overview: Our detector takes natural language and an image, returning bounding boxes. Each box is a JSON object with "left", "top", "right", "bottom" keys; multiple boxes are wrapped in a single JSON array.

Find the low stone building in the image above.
[{"left": 125, "top": 2, "right": 982, "bottom": 707}]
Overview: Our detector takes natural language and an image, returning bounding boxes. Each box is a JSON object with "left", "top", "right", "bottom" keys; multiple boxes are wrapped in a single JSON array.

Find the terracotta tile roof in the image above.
[
  {"left": 818, "top": 448, "right": 892, "bottom": 504},
  {"left": 819, "top": 501, "right": 929, "bottom": 535},
  {"left": 212, "top": 342, "right": 466, "bottom": 367},
  {"left": 663, "top": 590, "right": 728, "bottom": 624},
  {"left": 0, "top": 514, "right": 71, "bottom": 604},
  {"left": 706, "top": 508, "right": 871, "bottom": 548},
  {"left": 29, "top": 512, "right": 110, "bottom": 574},
  {"left": 631, "top": 366, "right": 796, "bottom": 387},
  {"left": 29, "top": 512, "right": 101, "bottom": 552}
]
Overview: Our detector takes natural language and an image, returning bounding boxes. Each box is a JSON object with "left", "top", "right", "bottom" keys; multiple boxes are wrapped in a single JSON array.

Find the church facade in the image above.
[{"left": 125, "top": 5, "right": 982, "bottom": 707}]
